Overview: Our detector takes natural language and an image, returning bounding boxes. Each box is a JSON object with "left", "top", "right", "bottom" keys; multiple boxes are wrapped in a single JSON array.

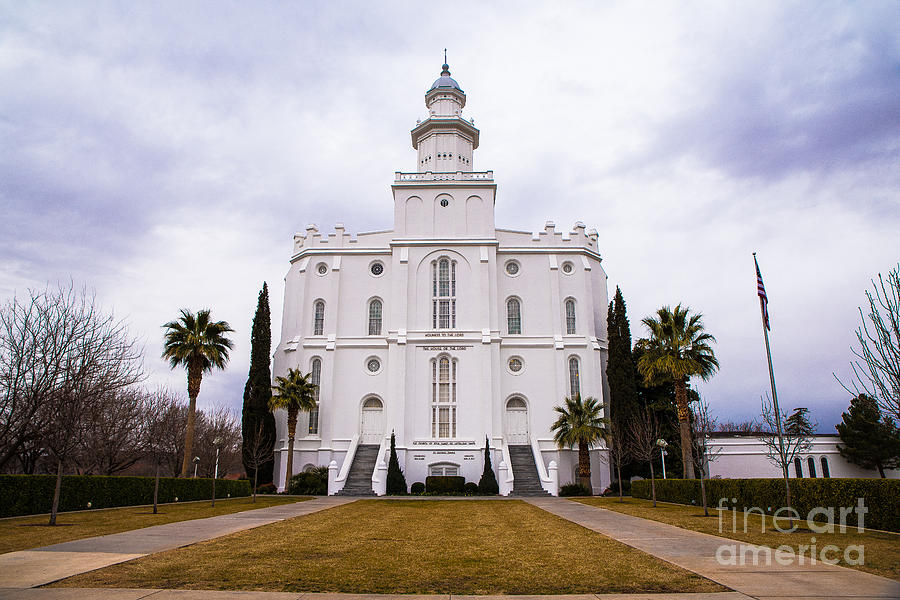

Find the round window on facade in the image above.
[
  {"left": 561, "top": 261, "right": 574, "bottom": 275},
  {"left": 370, "top": 261, "right": 384, "bottom": 277},
  {"left": 316, "top": 263, "right": 328, "bottom": 276},
  {"left": 440, "top": 198, "right": 450, "bottom": 207},
  {"left": 505, "top": 260, "right": 520, "bottom": 276},
  {"left": 508, "top": 356, "right": 524, "bottom": 374},
  {"left": 366, "top": 357, "right": 382, "bottom": 374}
]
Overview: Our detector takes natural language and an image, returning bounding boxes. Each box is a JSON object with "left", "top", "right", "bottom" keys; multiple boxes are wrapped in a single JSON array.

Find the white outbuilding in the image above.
[{"left": 272, "top": 61, "right": 611, "bottom": 495}]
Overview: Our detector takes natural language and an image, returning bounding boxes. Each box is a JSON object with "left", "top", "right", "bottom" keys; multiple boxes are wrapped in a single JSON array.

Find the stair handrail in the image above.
[
  {"left": 371, "top": 433, "right": 390, "bottom": 495},
  {"left": 530, "top": 435, "right": 557, "bottom": 495},
  {"left": 501, "top": 440, "right": 515, "bottom": 487},
  {"left": 335, "top": 433, "right": 360, "bottom": 484}
]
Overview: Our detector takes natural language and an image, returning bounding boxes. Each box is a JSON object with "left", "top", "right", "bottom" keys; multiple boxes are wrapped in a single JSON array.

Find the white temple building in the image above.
[{"left": 272, "top": 61, "right": 611, "bottom": 495}]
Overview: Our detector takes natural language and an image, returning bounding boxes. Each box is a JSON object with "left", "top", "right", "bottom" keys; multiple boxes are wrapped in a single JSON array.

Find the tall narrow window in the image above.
[
  {"left": 313, "top": 301, "right": 325, "bottom": 336},
  {"left": 431, "top": 356, "right": 457, "bottom": 438},
  {"left": 507, "top": 298, "right": 522, "bottom": 334},
  {"left": 820, "top": 456, "right": 830, "bottom": 478},
  {"left": 368, "top": 299, "right": 382, "bottom": 335},
  {"left": 807, "top": 457, "right": 817, "bottom": 478},
  {"left": 568, "top": 357, "right": 581, "bottom": 398},
  {"left": 432, "top": 258, "right": 456, "bottom": 329},
  {"left": 565, "top": 299, "right": 576, "bottom": 334},
  {"left": 308, "top": 358, "right": 321, "bottom": 435},
  {"left": 794, "top": 457, "right": 803, "bottom": 478}
]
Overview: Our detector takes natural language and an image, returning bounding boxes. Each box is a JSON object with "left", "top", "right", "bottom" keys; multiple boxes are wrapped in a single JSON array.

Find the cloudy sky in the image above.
[{"left": 2, "top": 1, "right": 898, "bottom": 430}]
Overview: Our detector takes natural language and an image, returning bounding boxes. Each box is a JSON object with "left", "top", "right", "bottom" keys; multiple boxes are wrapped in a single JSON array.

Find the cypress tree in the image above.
[
  {"left": 836, "top": 394, "right": 900, "bottom": 478},
  {"left": 242, "top": 283, "right": 276, "bottom": 486},
  {"left": 386, "top": 432, "right": 408, "bottom": 495},
  {"left": 606, "top": 287, "right": 639, "bottom": 430},
  {"left": 478, "top": 437, "right": 499, "bottom": 494}
]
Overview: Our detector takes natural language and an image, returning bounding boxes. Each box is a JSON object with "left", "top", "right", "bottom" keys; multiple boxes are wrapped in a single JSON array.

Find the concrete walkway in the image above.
[
  {"left": 527, "top": 497, "right": 900, "bottom": 600},
  {"left": 0, "top": 497, "right": 355, "bottom": 590}
]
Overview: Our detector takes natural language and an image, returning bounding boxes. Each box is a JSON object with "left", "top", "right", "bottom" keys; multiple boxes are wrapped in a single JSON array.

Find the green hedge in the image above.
[
  {"left": 631, "top": 478, "right": 900, "bottom": 532},
  {"left": 0, "top": 475, "right": 251, "bottom": 518},
  {"left": 425, "top": 475, "right": 465, "bottom": 494}
]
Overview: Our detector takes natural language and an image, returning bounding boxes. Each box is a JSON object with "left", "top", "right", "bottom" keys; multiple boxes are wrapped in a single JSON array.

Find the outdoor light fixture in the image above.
[
  {"left": 656, "top": 439, "right": 668, "bottom": 479},
  {"left": 211, "top": 437, "right": 223, "bottom": 507},
  {"left": 192, "top": 456, "right": 200, "bottom": 479}
]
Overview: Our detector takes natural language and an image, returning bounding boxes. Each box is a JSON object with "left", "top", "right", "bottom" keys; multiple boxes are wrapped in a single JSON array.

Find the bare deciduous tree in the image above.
[
  {"left": 759, "top": 396, "right": 815, "bottom": 525},
  {"left": 837, "top": 264, "right": 900, "bottom": 422},
  {"left": 194, "top": 404, "right": 242, "bottom": 479},
  {"left": 601, "top": 419, "right": 630, "bottom": 501},
  {"left": 243, "top": 419, "right": 274, "bottom": 502},
  {"left": 628, "top": 407, "right": 661, "bottom": 507},
  {"left": 691, "top": 395, "right": 722, "bottom": 516}
]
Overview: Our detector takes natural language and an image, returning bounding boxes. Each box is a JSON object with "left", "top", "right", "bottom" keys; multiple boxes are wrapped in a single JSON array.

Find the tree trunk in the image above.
[
  {"left": 253, "top": 468, "right": 258, "bottom": 503},
  {"left": 285, "top": 408, "right": 298, "bottom": 491},
  {"left": 153, "top": 462, "right": 160, "bottom": 514},
  {"left": 649, "top": 459, "right": 656, "bottom": 507},
  {"left": 782, "top": 464, "right": 794, "bottom": 528},
  {"left": 616, "top": 461, "right": 623, "bottom": 501},
  {"left": 50, "top": 458, "right": 63, "bottom": 526},
  {"left": 700, "top": 470, "right": 708, "bottom": 516},
  {"left": 578, "top": 440, "right": 591, "bottom": 493},
  {"left": 180, "top": 362, "right": 203, "bottom": 477},
  {"left": 877, "top": 462, "right": 886, "bottom": 478},
  {"left": 674, "top": 377, "right": 696, "bottom": 479}
]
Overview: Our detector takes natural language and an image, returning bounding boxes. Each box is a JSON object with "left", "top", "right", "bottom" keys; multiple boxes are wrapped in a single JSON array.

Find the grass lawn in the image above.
[
  {"left": 53, "top": 499, "right": 724, "bottom": 595},
  {"left": 0, "top": 496, "right": 306, "bottom": 555},
  {"left": 574, "top": 496, "right": 900, "bottom": 581}
]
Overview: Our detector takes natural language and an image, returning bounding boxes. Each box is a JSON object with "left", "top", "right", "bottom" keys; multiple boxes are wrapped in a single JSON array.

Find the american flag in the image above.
[{"left": 754, "top": 254, "right": 770, "bottom": 330}]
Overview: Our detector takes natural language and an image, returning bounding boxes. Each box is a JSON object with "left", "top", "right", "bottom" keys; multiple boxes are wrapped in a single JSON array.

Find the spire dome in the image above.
[{"left": 429, "top": 50, "right": 463, "bottom": 92}]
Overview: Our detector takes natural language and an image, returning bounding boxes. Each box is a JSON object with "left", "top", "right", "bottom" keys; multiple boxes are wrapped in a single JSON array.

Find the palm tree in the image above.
[
  {"left": 551, "top": 395, "right": 606, "bottom": 492},
  {"left": 636, "top": 304, "right": 718, "bottom": 479},
  {"left": 269, "top": 367, "right": 318, "bottom": 490},
  {"left": 162, "top": 308, "right": 234, "bottom": 477}
]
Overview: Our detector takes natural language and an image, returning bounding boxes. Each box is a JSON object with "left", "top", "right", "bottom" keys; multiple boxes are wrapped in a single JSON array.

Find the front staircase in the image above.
[
  {"left": 335, "top": 444, "right": 380, "bottom": 496},
  {"left": 508, "top": 445, "right": 552, "bottom": 496}
]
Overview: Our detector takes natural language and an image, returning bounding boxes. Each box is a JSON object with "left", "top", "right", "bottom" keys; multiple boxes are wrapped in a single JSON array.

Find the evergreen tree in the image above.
[
  {"left": 606, "top": 287, "right": 639, "bottom": 430},
  {"left": 386, "top": 432, "right": 408, "bottom": 495},
  {"left": 241, "top": 283, "right": 276, "bottom": 486},
  {"left": 478, "top": 437, "right": 499, "bottom": 494},
  {"left": 784, "top": 407, "right": 815, "bottom": 437},
  {"left": 836, "top": 394, "right": 900, "bottom": 478}
]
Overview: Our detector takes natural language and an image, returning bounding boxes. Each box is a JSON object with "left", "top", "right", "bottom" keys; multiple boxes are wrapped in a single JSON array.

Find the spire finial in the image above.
[{"left": 440, "top": 49, "right": 450, "bottom": 76}]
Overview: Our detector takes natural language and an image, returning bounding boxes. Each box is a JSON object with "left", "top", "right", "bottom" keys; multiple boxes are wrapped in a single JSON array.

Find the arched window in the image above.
[
  {"left": 807, "top": 457, "right": 817, "bottom": 478},
  {"left": 794, "top": 457, "right": 803, "bottom": 478},
  {"left": 368, "top": 299, "right": 382, "bottom": 336},
  {"left": 313, "top": 301, "right": 325, "bottom": 336},
  {"left": 820, "top": 456, "right": 830, "bottom": 478},
  {"left": 308, "top": 358, "right": 321, "bottom": 435},
  {"left": 568, "top": 357, "right": 581, "bottom": 398},
  {"left": 565, "top": 298, "right": 576, "bottom": 334},
  {"left": 431, "top": 356, "right": 457, "bottom": 438},
  {"left": 507, "top": 298, "right": 522, "bottom": 334},
  {"left": 432, "top": 258, "right": 456, "bottom": 329},
  {"left": 429, "top": 463, "right": 459, "bottom": 476}
]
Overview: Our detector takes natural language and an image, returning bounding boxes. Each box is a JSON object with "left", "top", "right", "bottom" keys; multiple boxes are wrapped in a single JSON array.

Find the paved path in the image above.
[
  {"left": 527, "top": 498, "right": 900, "bottom": 600},
  {"left": 0, "top": 497, "right": 354, "bottom": 589}
]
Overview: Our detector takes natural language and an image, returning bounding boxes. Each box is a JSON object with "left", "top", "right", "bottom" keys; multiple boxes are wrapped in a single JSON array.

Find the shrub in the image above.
[
  {"left": 631, "top": 478, "right": 900, "bottom": 532},
  {"left": 605, "top": 479, "right": 632, "bottom": 496},
  {"left": 286, "top": 466, "right": 327, "bottom": 495},
  {"left": 256, "top": 483, "right": 277, "bottom": 495},
  {"left": 0, "top": 475, "right": 250, "bottom": 518},
  {"left": 559, "top": 483, "right": 591, "bottom": 496},
  {"left": 410, "top": 481, "right": 425, "bottom": 495},
  {"left": 386, "top": 433, "right": 408, "bottom": 495},
  {"left": 464, "top": 481, "right": 479, "bottom": 495},
  {"left": 425, "top": 475, "right": 465, "bottom": 494},
  {"left": 477, "top": 437, "right": 499, "bottom": 495}
]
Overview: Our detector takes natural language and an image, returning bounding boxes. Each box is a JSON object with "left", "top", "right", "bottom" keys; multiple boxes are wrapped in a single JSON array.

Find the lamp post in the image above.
[
  {"left": 211, "top": 437, "right": 222, "bottom": 507},
  {"left": 656, "top": 439, "right": 668, "bottom": 479},
  {"left": 192, "top": 456, "right": 200, "bottom": 479}
]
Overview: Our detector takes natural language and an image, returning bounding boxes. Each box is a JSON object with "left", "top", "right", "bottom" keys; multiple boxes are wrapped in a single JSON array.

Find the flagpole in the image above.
[{"left": 754, "top": 253, "right": 791, "bottom": 513}]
